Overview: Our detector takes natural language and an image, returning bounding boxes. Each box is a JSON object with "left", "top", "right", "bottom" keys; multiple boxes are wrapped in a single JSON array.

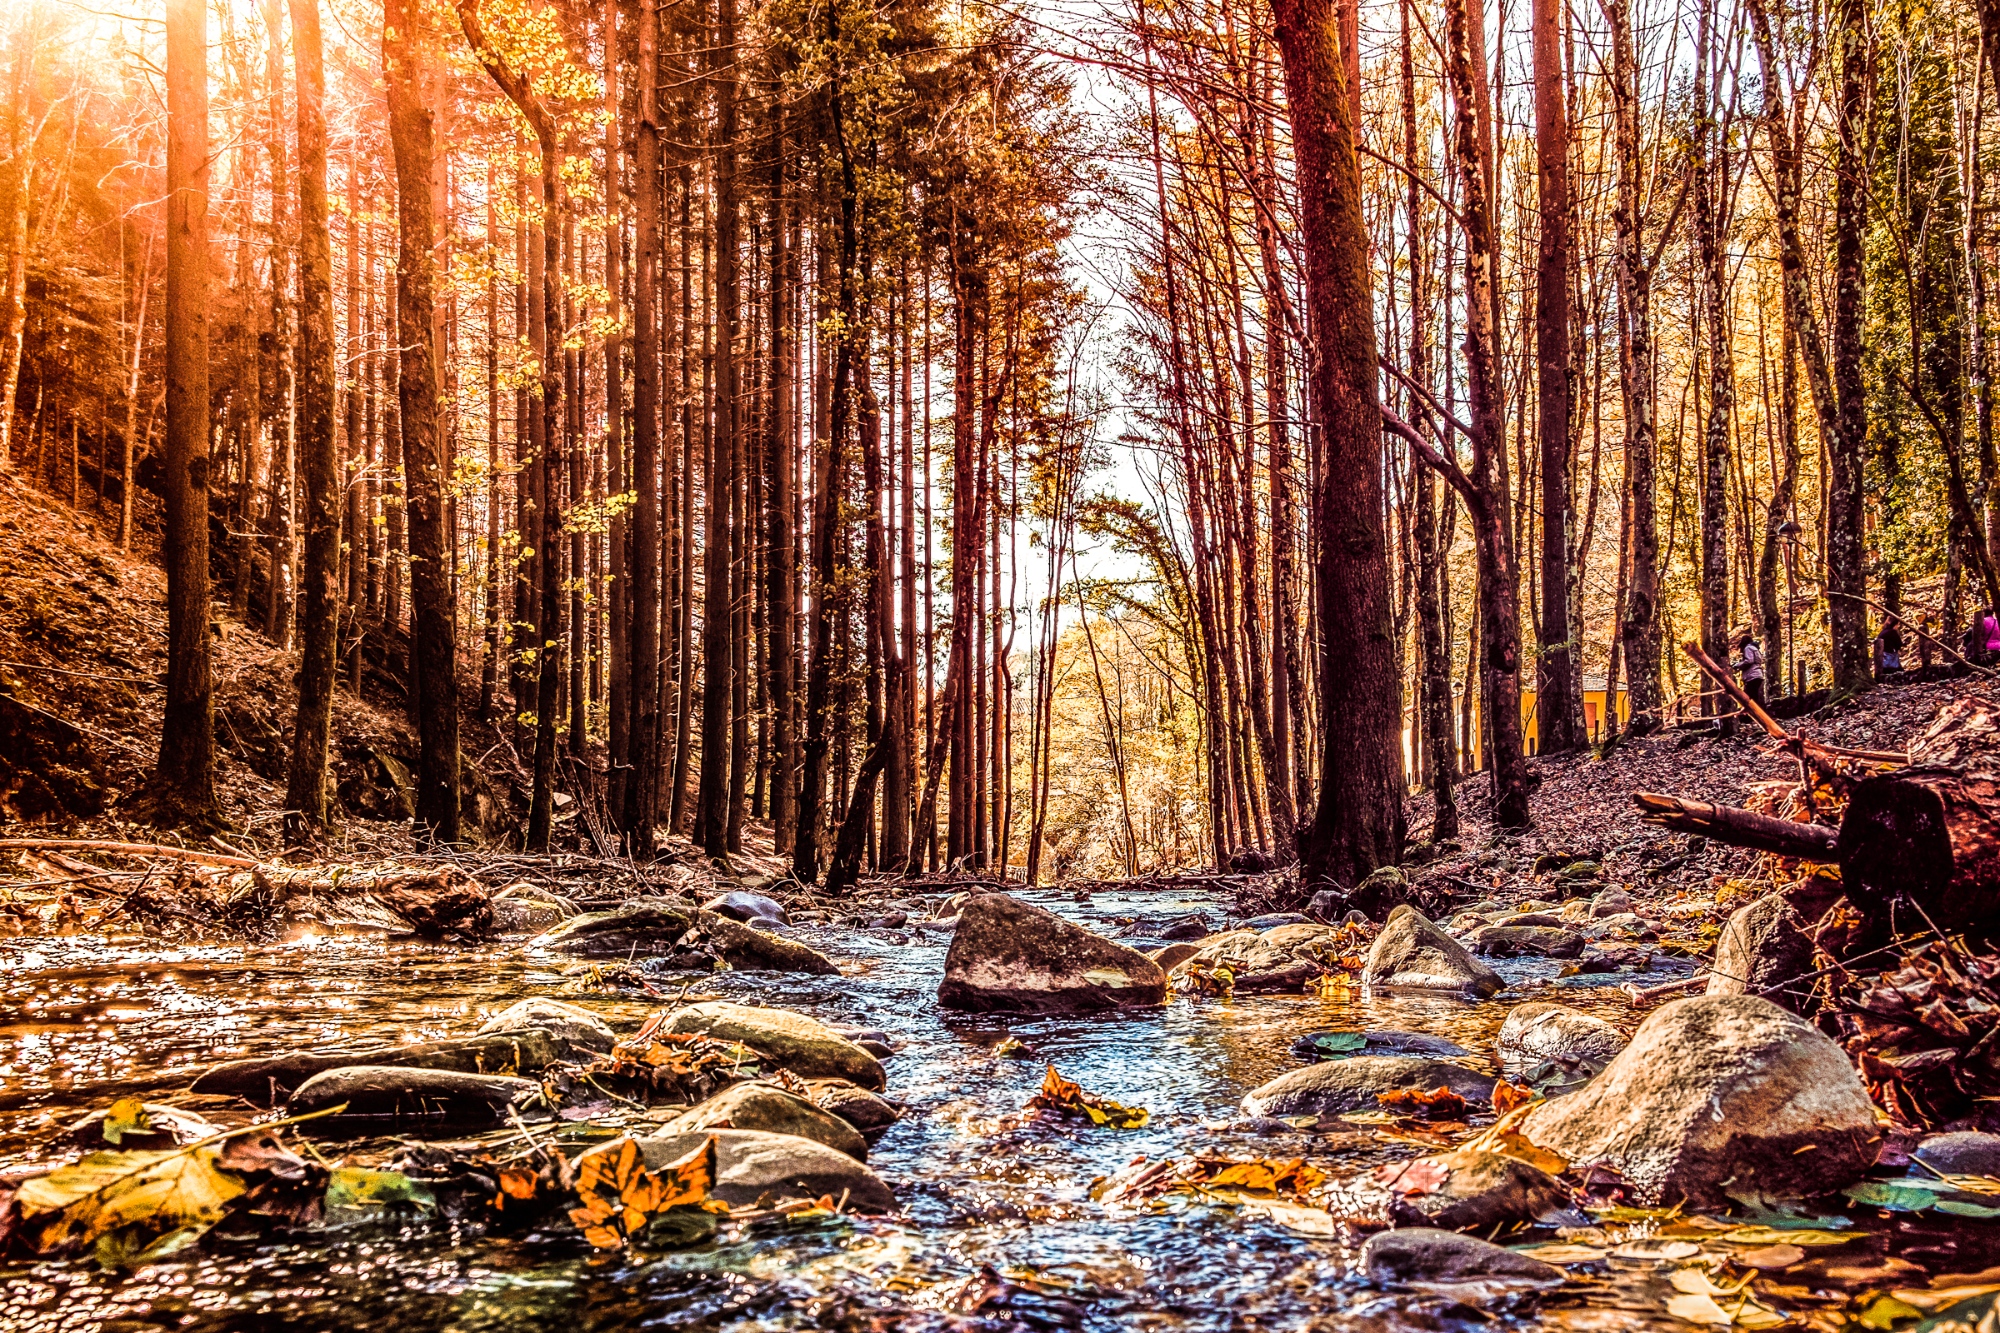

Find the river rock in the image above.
[
  {"left": 660, "top": 1001, "right": 887, "bottom": 1090},
  {"left": 1149, "top": 943, "right": 1202, "bottom": 970},
  {"left": 529, "top": 903, "right": 838, "bottom": 974},
  {"left": 1591, "top": 889, "right": 1635, "bottom": 918},
  {"left": 637, "top": 1128, "right": 896, "bottom": 1212},
  {"left": 1291, "top": 1029, "right": 1470, "bottom": 1061},
  {"left": 1171, "top": 922, "right": 1352, "bottom": 993},
  {"left": 1243, "top": 912, "right": 1311, "bottom": 929},
  {"left": 1359, "top": 1228, "right": 1565, "bottom": 1287},
  {"left": 1385, "top": 1148, "right": 1574, "bottom": 1231},
  {"left": 808, "top": 1080, "right": 902, "bottom": 1138},
  {"left": 1242, "top": 1056, "right": 1497, "bottom": 1118},
  {"left": 1363, "top": 907, "right": 1503, "bottom": 996},
  {"left": 190, "top": 1030, "right": 570, "bottom": 1105},
  {"left": 703, "top": 891, "right": 790, "bottom": 924},
  {"left": 939, "top": 893, "right": 1167, "bottom": 1014},
  {"left": 1706, "top": 884, "right": 1838, "bottom": 1012},
  {"left": 1587, "top": 912, "right": 1656, "bottom": 941},
  {"left": 1913, "top": 1132, "right": 2000, "bottom": 1177},
  {"left": 1466, "top": 925, "right": 1587, "bottom": 959},
  {"left": 66, "top": 1102, "right": 220, "bottom": 1150},
  {"left": 1498, "top": 913, "right": 1567, "bottom": 929},
  {"left": 477, "top": 998, "right": 616, "bottom": 1054},
  {"left": 1516, "top": 994, "right": 1879, "bottom": 1207},
  {"left": 287, "top": 1066, "right": 541, "bottom": 1129},
  {"left": 1496, "top": 1003, "right": 1627, "bottom": 1070},
  {"left": 1158, "top": 914, "right": 1213, "bottom": 941},
  {"left": 656, "top": 1082, "right": 868, "bottom": 1159}
]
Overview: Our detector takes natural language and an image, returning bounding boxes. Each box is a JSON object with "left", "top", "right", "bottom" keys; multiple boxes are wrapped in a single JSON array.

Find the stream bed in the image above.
[{"left": 3, "top": 885, "right": 1996, "bottom": 1332}]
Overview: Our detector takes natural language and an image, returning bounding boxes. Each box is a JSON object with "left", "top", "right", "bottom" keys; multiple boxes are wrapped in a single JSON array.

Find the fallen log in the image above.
[
  {"left": 1635, "top": 698, "right": 2000, "bottom": 940},
  {"left": 1632, "top": 793, "right": 1841, "bottom": 860}
]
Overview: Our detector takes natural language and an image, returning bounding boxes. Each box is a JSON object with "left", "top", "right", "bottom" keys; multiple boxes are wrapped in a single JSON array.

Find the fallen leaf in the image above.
[
  {"left": 1856, "top": 1294, "right": 1926, "bottom": 1329},
  {"left": 1370, "top": 1158, "right": 1451, "bottom": 1196},
  {"left": 99, "top": 1099, "right": 151, "bottom": 1147},
  {"left": 1614, "top": 1238, "right": 1701, "bottom": 1261},
  {"left": 1733, "top": 1244, "right": 1805, "bottom": 1271},
  {"left": 1461, "top": 1105, "right": 1568, "bottom": 1175},
  {"left": 1666, "top": 1291, "right": 1734, "bottom": 1324},
  {"left": 16, "top": 1146, "right": 245, "bottom": 1262},
  {"left": 324, "top": 1167, "right": 436, "bottom": 1213},
  {"left": 1515, "top": 1243, "right": 1608, "bottom": 1264},
  {"left": 1491, "top": 1080, "right": 1541, "bottom": 1116},
  {"left": 1375, "top": 1086, "right": 1470, "bottom": 1122},
  {"left": 568, "top": 1135, "right": 716, "bottom": 1250},
  {"left": 1025, "top": 1065, "right": 1149, "bottom": 1130},
  {"left": 1242, "top": 1199, "right": 1341, "bottom": 1236},
  {"left": 1715, "top": 1226, "right": 1854, "bottom": 1247}
]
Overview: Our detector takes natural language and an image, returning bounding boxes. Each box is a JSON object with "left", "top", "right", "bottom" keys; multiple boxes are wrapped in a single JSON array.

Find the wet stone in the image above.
[
  {"left": 636, "top": 1128, "right": 896, "bottom": 1212},
  {"left": 1517, "top": 994, "right": 1878, "bottom": 1208},
  {"left": 189, "top": 1030, "right": 572, "bottom": 1105},
  {"left": 1385, "top": 1148, "right": 1575, "bottom": 1231},
  {"left": 939, "top": 892, "right": 1167, "bottom": 1014},
  {"left": 655, "top": 1082, "right": 869, "bottom": 1160},
  {"left": 1914, "top": 1131, "right": 2000, "bottom": 1178},
  {"left": 661, "top": 1000, "right": 887, "bottom": 1090},
  {"left": 1362, "top": 906, "right": 1503, "bottom": 996},
  {"left": 287, "top": 1066, "right": 542, "bottom": 1131},
  {"left": 1465, "top": 925, "right": 1587, "bottom": 959},
  {"left": 476, "top": 997, "right": 616, "bottom": 1054},
  {"left": 1359, "top": 1228, "right": 1566, "bottom": 1287},
  {"left": 1241, "top": 1056, "right": 1497, "bottom": 1118}
]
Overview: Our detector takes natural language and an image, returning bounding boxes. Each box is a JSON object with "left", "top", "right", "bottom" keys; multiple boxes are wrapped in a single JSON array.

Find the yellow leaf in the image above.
[
  {"left": 100, "top": 1099, "right": 151, "bottom": 1147},
  {"left": 570, "top": 1135, "right": 715, "bottom": 1250},
  {"left": 17, "top": 1146, "right": 245, "bottom": 1258},
  {"left": 1666, "top": 1292, "right": 1734, "bottom": 1325},
  {"left": 1461, "top": 1104, "right": 1568, "bottom": 1175},
  {"left": 1516, "top": 1244, "right": 1608, "bottom": 1265},
  {"left": 1857, "top": 1295, "right": 1925, "bottom": 1329},
  {"left": 1715, "top": 1226, "right": 1853, "bottom": 1246}
]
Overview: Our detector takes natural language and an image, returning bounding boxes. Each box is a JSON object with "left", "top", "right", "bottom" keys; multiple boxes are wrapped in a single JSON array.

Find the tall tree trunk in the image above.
[
  {"left": 1533, "top": 0, "right": 1580, "bottom": 752},
  {"left": 284, "top": 0, "right": 337, "bottom": 844},
  {"left": 143, "top": 0, "right": 220, "bottom": 829},
  {"left": 385, "top": 0, "right": 458, "bottom": 841},
  {"left": 1444, "top": 0, "right": 1529, "bottom": 825},
  {"left": 456, "top": 0, "right": 561, "bottom": 848},
  {"left": 1271, "top": 0, "right": 1407, "bottom": 887},
  {"left": 1607, "top": 0, "right": 1659, "bottom": 719},
  {"left": 1827, "top": 0, "right": 1873, "bottom": 690},
  {"left": 765, "top": 116, "right": 796, "bottom": 852},
  {"left": 1403, "top": 0, "right": 1458, "bottom": 838},
  {"left": 260, "top": 0, "right": 292, "bottom": 647},
  {"left": 1692, "top": 0, "right": 1734, "bottom": 711},
  {"left": 629, "top": 0, "right": 663, "bottom": 849},
  {"left": 699, "top": 0, "right": 739, "bottom": 856},
  {"left": 0, "top": 15, "right": 34, "bottom": 473}
]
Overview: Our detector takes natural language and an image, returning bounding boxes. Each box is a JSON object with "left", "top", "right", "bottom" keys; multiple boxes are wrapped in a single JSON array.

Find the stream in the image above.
[{"left": 3, "top": 885, "right": 1996, "bottom": 1332}]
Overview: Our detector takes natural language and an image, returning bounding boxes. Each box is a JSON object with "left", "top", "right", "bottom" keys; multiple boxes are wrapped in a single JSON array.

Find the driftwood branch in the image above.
[{"left": 0, "top": 838, "right": 261, "bottom": 869}]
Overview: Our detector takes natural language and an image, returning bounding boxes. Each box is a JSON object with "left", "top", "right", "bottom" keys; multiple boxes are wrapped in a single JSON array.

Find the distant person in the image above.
[
  {"left": 1733, "top": 631, "right": 1766, "bottom": 709},
  {"left": 1876, "top": 622, "right": 1904, "bottom": 676},
  {"left": 1970, "top": 607, "right": 2000, "bottom": 666}
]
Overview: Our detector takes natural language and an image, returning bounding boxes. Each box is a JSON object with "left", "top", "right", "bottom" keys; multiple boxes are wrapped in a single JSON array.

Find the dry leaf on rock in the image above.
[{"left": 1025, "top": 1065, "right": 1149, "bottom": 1130}]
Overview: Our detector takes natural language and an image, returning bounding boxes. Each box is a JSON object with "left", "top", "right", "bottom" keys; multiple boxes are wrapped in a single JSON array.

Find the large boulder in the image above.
[
  {"left": 637, "top": 1129, "right": 895, "bottom": 1212},
  {"left": 1466, "top": 925, "right": 1587, "bottom": 959},
  {"left": 477, "top": 998, "right": 616, "bottom": 1054},
  {"left": 939, "top": 893, "right": 1167, "bottom": 1013},
  {"left": 702, "top": 891, "right": 789, "bottom": 925},
  {"left": 529, "top": 902, "right": 838, "bottom": 975},
  {"left": 656, "top": 1083, "right": 868, "bottom": 1160},
  {"left": 287, "top": 1066, "right": 540, "bottom": 1130},
  {"left": 190, "top": 1030, "right": 570, "bottom": 1105},
  {"left": 1496, "top": 1003, "right": 1627, "bottom": 1070},
  {"left": 1385, "top": 1148, "right": 1573, "bottom": 1231},
  {"left": 1363, "top": 906, "right": 1503, "bottom": 996},
  {"left": 1242, "top": 1056, "right": 1497, "bottom": 1118},
  {"left": 1358, "top": 1228, "right": 1564, "bottom": 1287},
  {"left": 1517, "top": 994, "right": 1879, "bottom": 1207},
  {"left": 659, "top": 1001, "right": 886, "bottom": 1090}
]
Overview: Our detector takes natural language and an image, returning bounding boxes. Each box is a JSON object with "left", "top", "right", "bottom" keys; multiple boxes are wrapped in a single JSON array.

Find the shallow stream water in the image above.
[{"left": 2, "top": 886, "right": 1994, "bottom": 1332}]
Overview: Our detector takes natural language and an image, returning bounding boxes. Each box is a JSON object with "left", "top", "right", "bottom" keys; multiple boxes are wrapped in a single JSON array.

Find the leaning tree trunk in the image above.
[
  {"left": 1271, "top": 0, "right": 1406, "bottom": 888},
  {"left": 284, "top": 0, "right": 339, "bottom": 845}
]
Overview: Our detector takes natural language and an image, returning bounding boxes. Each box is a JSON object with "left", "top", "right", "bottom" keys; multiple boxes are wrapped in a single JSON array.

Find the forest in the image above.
[
  {"left": 1, "top": 0, "right": 1983, "bottom": 886},
  {"left": 12, "top": 0, "right": 2000, "bottom": 1323}
]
